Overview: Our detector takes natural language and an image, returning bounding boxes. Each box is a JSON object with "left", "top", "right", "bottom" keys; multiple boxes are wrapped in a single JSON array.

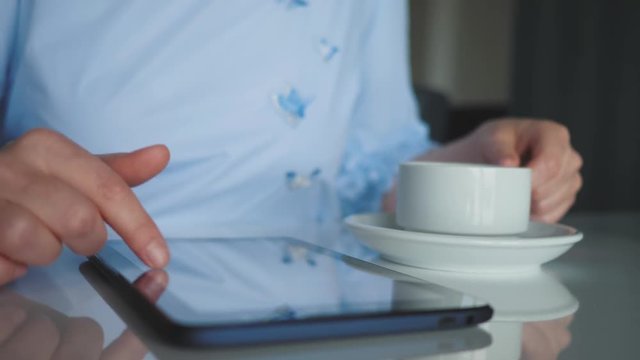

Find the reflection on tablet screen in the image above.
[{"left": 98, "top": 238, "right": 484, "bottom": 326}]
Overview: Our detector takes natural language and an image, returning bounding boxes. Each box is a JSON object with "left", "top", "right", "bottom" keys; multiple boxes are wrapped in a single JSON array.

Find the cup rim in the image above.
[{"left": 401, "top": 161, "right": 531, "bottom": 173}]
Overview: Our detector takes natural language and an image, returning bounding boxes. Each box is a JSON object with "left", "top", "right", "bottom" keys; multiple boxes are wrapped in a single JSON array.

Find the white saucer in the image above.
[{"left": 345, "top": 213, "right": 583, "bottom": 274}]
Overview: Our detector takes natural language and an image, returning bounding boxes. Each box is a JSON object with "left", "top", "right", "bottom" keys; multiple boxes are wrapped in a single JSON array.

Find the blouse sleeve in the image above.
[
  {"left": 336, "top": 0, "right": 437, "bottom": 217},
  {"left": 0, "top": 0, "right": 18, "bottom": 138}
]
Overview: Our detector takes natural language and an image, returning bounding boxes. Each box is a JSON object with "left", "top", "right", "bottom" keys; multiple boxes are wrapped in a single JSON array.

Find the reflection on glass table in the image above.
[
  {"left": 0, "top": 277, "right": 574, "bottom": 360},
  {"left": 377, "top": 259, "right": 578, "bottom": 360},
  {"left": 0, "top": 269, "right": 165, "bottom": 360},
  {"left": 0, "top": 269, "right": 489, "bottom": 360},
  {"left": 3, "top": 212, "right": 638, "bottom": 359}
]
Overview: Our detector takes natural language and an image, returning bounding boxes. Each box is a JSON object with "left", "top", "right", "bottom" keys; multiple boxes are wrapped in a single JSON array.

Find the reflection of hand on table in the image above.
[
  {"left": 521, "top": 315, "right": 574, "bottom": 360},
  {"left": 0, "top": 269, "right": 167, "bottom": 359}
]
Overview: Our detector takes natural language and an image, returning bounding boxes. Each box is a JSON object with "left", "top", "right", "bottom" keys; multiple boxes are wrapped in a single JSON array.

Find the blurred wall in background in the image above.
[
  {"left": 409, "top": 0, "right": 514, "bottom": 141},
  {"left": 410, "top": 0, "right": 514, "bottom": 106},
  {"left": 410, "top": 0, "right": 640, "bottom": 212},
  {"left": 511, "top": 0, "right": 640, "bottom": 212}
]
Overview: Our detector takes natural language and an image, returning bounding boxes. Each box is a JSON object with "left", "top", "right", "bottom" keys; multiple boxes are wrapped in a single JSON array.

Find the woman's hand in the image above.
[
  {"left": 0, "top": 128, "right": 171, "bottom": 285},
  {"left": 465, "top": 119, "right": 583, "bottom": 223},
  {"left": 385, "top": 118, "right": 583, "bottom": 223}
]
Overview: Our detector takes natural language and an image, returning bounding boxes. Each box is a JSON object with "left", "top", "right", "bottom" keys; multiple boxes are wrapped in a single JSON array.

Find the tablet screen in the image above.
[{"left": 96, "top": 238, "right": 488, "bottom": 327}]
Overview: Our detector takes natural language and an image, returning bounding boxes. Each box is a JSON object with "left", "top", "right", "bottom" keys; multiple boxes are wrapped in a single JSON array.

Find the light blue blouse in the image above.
[{"left": 0, "top": 0, "right": 434, "bottom": 237}]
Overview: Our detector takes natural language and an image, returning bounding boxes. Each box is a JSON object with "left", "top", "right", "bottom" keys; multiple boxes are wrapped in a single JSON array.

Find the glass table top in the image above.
[{"left": 2, "top": 212, "right": 638, "bottom": 359}]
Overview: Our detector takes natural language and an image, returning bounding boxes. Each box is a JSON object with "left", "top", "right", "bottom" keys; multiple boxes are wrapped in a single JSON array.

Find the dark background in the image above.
[{"left": 410, "top": 0, "right": 640, "bottom": 212}]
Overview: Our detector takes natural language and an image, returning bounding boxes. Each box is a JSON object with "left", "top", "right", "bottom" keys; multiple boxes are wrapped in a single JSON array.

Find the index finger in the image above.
[
  {"left": 60, "top": 157, "right": 168, "bottom": 268},
  {"left": 13, "top": 131, "right": 169, "bottom": 268}
]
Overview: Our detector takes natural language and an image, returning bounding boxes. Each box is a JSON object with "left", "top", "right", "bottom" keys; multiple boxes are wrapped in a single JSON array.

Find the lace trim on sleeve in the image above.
[{"left": 336, "top": 125, "right": 434, "bottom": 217}]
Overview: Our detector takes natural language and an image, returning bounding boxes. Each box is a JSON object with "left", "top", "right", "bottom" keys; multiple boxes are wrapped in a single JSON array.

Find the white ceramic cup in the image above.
[{"left": 396, "top": 161, "right": 531, "bottom": 235}]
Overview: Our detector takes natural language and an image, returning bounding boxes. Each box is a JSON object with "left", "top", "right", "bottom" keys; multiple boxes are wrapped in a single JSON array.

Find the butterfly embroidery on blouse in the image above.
[
  {"left": 285, "top": 168, "right": 321, "bottom": 190},
  {"left": 281, "top": 243, "right": 317, "bottom": 266},
  {"left": 272, "top": 86, "right": 313, "bottom": 127},
  {"left": 277, "top": 0, "right": 308, "bottom": 10},
  {"left": 317, "top": 38, "right": 339, "bottom": 62}
]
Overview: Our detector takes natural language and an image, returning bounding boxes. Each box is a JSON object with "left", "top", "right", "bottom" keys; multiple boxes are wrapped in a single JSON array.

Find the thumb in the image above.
[
  {"left": 482, "top": 133, "right": 521, "bottom": 167},
  {"left": 99, "top": 145, "right": 170, "bottom": 187}
]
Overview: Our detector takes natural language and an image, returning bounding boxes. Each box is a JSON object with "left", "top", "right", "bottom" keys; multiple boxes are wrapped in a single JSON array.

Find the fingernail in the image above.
[{"left": 144, "top": 242, "right": 168, "bottom": 268}]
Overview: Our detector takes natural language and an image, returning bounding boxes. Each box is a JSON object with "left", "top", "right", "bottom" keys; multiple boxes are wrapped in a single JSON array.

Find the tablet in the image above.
[{"left": 88, "top": 237, "right": 492, "bottom": 347}]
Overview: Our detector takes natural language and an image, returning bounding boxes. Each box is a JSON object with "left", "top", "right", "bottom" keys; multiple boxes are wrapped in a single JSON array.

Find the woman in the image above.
[{"left": 0, "top": 0, "right": 581, "bottom": 283}]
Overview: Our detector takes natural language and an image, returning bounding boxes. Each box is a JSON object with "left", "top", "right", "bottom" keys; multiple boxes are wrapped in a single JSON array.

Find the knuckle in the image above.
[
  {"left": 531, "top": 187, "right": 544, "bottom": 203},
  {"left": 537, "top": 213, "right": 550, "bottom": 223},
  {"left": 542, "top": 213, "right": 558, "bottom": 224},
  {"left": 11, "top": 129, "right": 76, "bottom": 170},
  {"left": 486, "top": 122, "right": 504, "bottom": 136},
  {"left": 531, "top": 203, "right": 543, "bottom": 217},
  {"left": 488, "top": 130, "right": 504, "bottom": 143},
  {"left": 531, "top": 189, "right": 551, "bottom": 208},
  {"left": 128, "top": 222, "right": 159, "bottom": 249},
  {"left": 64, "top": 204, "right": 99, "bottom": 238},
  {"left": 574, "top": 175, "right": 583, "bottom": 192},
  {"left": 0, "top": 205, "right": 62, "bottom": 266},
  {"left": 556, "top": 123, "right": 571, "bottom": 142},
  {"left": 0, "top": 215, "right": 36, "bottom": 253},
  {"left": 573, "top": 151, "right": 584, "bottom": 169},
  {"left": 62, "top": 207, "right": 106, "bottom": 256},
  {"left": 540, "top": 120, "right": 570, "bottom": 141},
  {"left": 535, "top": 198, "right": 547, "bottom": 212},
  {"left": 14, "top": 128, "right": 65, "bottom": 150},
  {"left": 77, "top": 230, "right": 107, "bottom": 256},
  {"left": 545, "top": 158, "right": 562, "bottom": 176},
  {"left": 533, "top": 199, "right": 549, "bottom": 215},
  {"left": 133, "top": 224, "right": 156, "bottom": 244},
  {"left": 36, "top": 242, "right": 63, "bottom": 266},
  {"left": 483, "top": 125, "right": 510, "bottom": 147},
  {"left": 96, "top": 177, "right": 130, "bottom": 202},
  {"left": 478, "top": 120, "right": 500, "bottom": 135},
  {"left": 0, "top": 158, "right": 29, "bottom": 189}
]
